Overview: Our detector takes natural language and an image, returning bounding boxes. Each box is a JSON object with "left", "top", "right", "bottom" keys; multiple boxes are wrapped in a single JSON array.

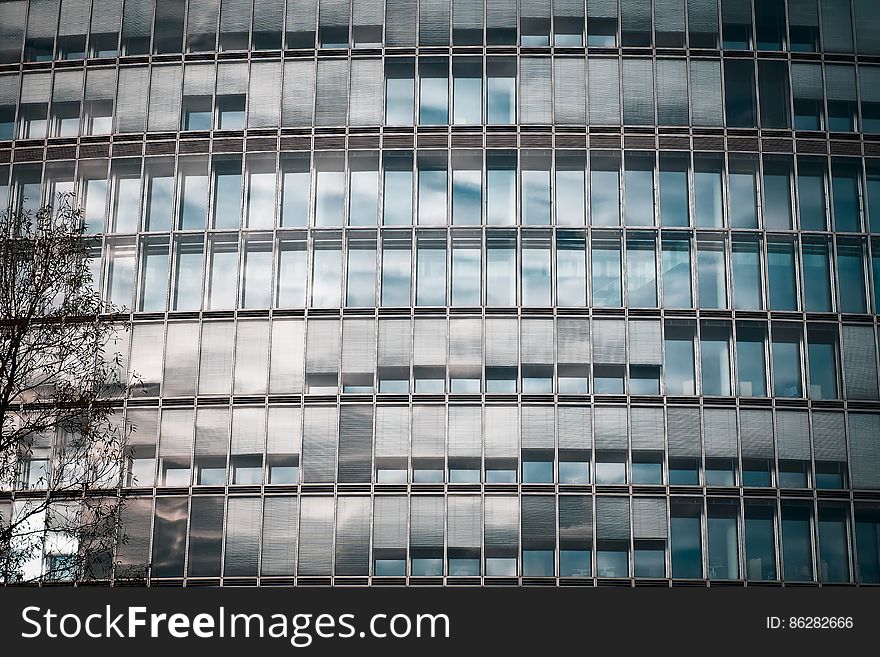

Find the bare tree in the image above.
[{"left": 0, "top": 194, "right": 135, "bottom": 584}]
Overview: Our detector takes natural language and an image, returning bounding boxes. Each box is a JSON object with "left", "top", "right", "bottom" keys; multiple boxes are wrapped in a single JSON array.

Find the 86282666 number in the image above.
[{"left": 788, "top": 617, "right": 853, "bottom": 629}]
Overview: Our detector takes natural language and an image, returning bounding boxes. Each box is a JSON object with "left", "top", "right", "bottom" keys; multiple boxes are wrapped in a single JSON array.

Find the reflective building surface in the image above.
[{"left": 2, "top": 0, "right": 880, "bottom": 585}]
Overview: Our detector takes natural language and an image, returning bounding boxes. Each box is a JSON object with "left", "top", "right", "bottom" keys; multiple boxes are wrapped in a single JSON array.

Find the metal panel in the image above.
[
  {"left": 740, "top": 409, "right": 775, "bottom": 458},
  {"left": 485, "top": 406, "right": 519, "bottom": 457},
  {"left": 630, "top": 406, "right": 665, "bottom": 451},
  {"left": 594, "top": 406, "right": 628, "bottom": 451},
  {"left": 848, "top": 413, "right": 880, "bottom": 489},
  {"left": 248, "top": 61, "right": 282, "bottom": 128},
  {"left": 335, "top": 496, "right": 370, "bottom": 575},
  {"left": 558, "top": 406, "right": 592, "bottom": 450},
  {"left": 593, "top": 318, "right": 626, "bottom": 364},
  {"left": 447, "top": 495, "right": 481, "bottom": 547},
  {"left": 412, "top": 405, "right": 445, "bottom": 457},
  {"left": 411, "top": 496, "right": 444, "bottom": 547},
  {"left": 842, "top": 325, "right": 880, "bottom": 400},
  {"left": 667, "top": 406, "right": 701, "bottom": 457},
  {"left": 349, "top": 58, "right": 383, "bottom": 126},
  {"left": 596, "top": 497, "right": 630, "bottom": 540},
  {"left": 302, "top": 407, "right": 338, "bottom": 483},
  {"left": 632, "top": 497, "right": 668, "bottom": 539},
  {"left": 374, "top": 496, "right": 408, "bottom": 548},
  {"left": 337, "top": 405, "right": 373, "bottom": 482},
  {"left": 811, "top": 411, "right": 846, "bottom": 462},
  {"left": 484, "top": 496, "right": 519, "bottom": 547},
  {"left": 776, "top": 410, "right": 812, "bottom": 460},
  {"left": 520, "top": 58, "right": 552, "bottom": 125},
  {"left": 448, "top": 406, "right": 482, "bottom": 456},
  {"left": 297, "top": 496, "right": 334, "bottom": 575},
  {"left": 521, "top": 406, "right": 555, "bottom": 450},
  {"left": 588, "top": 58, "right": 620, "bottom": 125},
  {"left": 703, "top": 408, "right": 738, "bottom": 458},
  {"left": 261, "top": 496, "right": 298, "bottom": 576}
]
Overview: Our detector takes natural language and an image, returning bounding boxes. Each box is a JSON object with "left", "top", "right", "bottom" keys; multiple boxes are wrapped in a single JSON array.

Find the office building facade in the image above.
[{"left": 2, "top": 0, "right": 880, "bottom": 586}]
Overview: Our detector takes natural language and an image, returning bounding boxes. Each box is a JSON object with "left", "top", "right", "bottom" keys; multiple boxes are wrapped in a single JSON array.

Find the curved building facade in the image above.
[{"left": 2, "top": 0, "right": 880, "bottom": 586}]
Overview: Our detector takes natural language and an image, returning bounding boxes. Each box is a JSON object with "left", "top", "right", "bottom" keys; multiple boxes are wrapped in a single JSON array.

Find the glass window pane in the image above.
[
  {"left": 315, "top": 166, "right": 345, "bottom": 227},
  {"left": 758, "top": 60, "right": 790, "bottom": 128},
  {"left": 556, "top": 233, "right": 586, "bottom": 307},
  {"left": 556, "top": 155, "right": 586, "bottom": 226},
  {"left": 736, "top": 324, "right": 767, "bottom": 397},
  {"left": 671, "top": 511, "right": 702, "bottom": 578},
  {"left": 207, "top": 240, "right": 238, "bottom": 309},
  {"left": 782, "top": 504, "right": 814, "bottom": 581},
  {"left": 81, "top": 173, "right": 107, "bottom": 233},
  {"left": 745, "top": 505, "right": 777, "bottom": 581},
  {"left": 487, "top": 236, "right": 516, "bottom": 305},
  {"left": 416, "top": 238, "right": 447, "bottom": 306},
  {"left": 707, "top": 507, "right": 739, "bottom": 580},
  {"left": 768, "top": 241, "right": 798, "bottom": 311},
  {"left": 242, "top": 241, "right": 272, "bottom": 308},
  {"left": 349, "top": 156, "right": 379, "bottom": 226},
  {"left": 419, "top": 61, "right": 448, "bottom": 125},
  {"left": 346, "top": 242, "right": 376, "bottom": 307},
  {"left": 590, "top": 155, "right": 620, "bottom": 226},
  {"left": 729, "top": 159, "right": 758, "bottom": 228},
  {"left": 659, "top": 156, "right": 689, "bottom": 227},
  {"left": 452, "top": 242, "right": 481, "bottom": 306},
  {"left": 213, "top": 162, "right": 242, "bottom": 229},
  {"left": 174, "top": 241, "right": 204, "bottom": 310},
  {"left": 108, "top": 243, "right": 135, "bottom": 308},
  {"left": 701, "top": 324, "right": 732, "bottom": 396},
  {"left": 381, "top": 239, "right": 412, "bottom": 306},
  {"left": 626, "top": 236, "right": 657, "bottom": 307},
  {"left": 818, "top": 506, "right": 851, "bottom": 583},
  {"left": 277, "top": 241, "right": 307, "bottom": 308},
  {"left": 732, "top": 238, "right": 762, "bottom": 309},
  {"left": 797, "top": 158, "right": 828, "bottom": 230},
  {"left": 383, "top": 160, "right": 413, "bottom": 226},
  {"left": 837, "top": 240, "right": 867, "bottom": 313},
  {"left": 665, "top": 323, "right": 696, "bottom": 395},
  {"left": 772, "top": 326, "right": 803, "bottom": 398},
  {"left": 873, "top": 241, "right": 880, "bottom": 313},
  {"left": 867, "top": 161, "right": 880, "bottom": 233},
  {"left": 697, "top": 240, "right": 727, "bottom": 308},
  {"left": 808, "top": 327, "right": 839, "bottom": 400},
  {"left": 763, "top": 158, "right": 793, "bottom": 229},
  {"left": 624, "top": 155, "right": 655, "bottom": 226},
  {"left": 452, "top": 165, "right": 481, "bottom": 225},
  {"left": 522, "top": 165, "right": 550, "bottom": 225},
  {"left": 487, "top": 153, "right": 516, "bottom": 225},
  {"left": 418, "top": 159, "right": 447, "bottom": 225},
  {"left": 246, "top": 168, "right": 276, "bottom": 229},
  {"left": 453, "top": 60, "right": 481, "bottom": 125},
  {"left": 112, "top": 168, "right": 142, "bottom": 233},
  {"left": 312, "top": 242, "right": 342, "bottom": 307},
  {"left": 281, "top": 157, "right": 310, "bottom": 227},
  {"left": 487, "top": 59, "right": 516, "bottom": 124},
  {"left": 661, "top": 237, "right": 692, "bottom": 307},
  {"left": 724, "top": 60, "right": 757, "bottom": 127},
  {"left": 522, "top": 243, "right": 551, "bottom": 306},
  {"left": 802, "top": 239, "right": 833, "bottom": 311},
  {"left": 145, "top": 161, "right": 175, "bottom": 231},
  {"left": 855, "top": 508, "right": 880, "bottom": 583},
  {"left": 140, "top": 242, "right": 169, "bottom": 311},
  {"left": 832, "top": 160, "right": 862, "bottom": 232},
  {"left": 385, "top": 61, "right": 414, "bottom": 125},
  {"left": 694, "top": 158, "right": 723, "bottom": 227},
  {"left": 592, "top": 237, "right": 622, "bottom": 307}
]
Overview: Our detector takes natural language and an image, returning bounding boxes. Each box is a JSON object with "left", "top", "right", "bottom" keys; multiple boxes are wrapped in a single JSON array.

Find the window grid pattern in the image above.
[{"left": 2, "top": 0, "right": 880, "bottom": 587}]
